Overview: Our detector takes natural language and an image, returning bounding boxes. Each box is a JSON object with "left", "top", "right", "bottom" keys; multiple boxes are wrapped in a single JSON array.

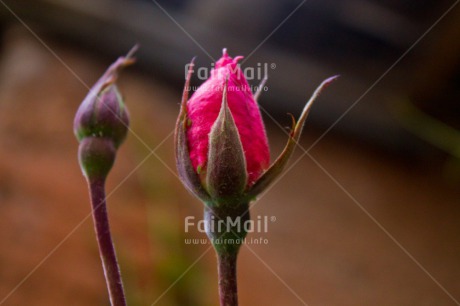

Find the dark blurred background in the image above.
[
  {"left": 0, "top": 0, "right": 459, "bottom": 305},
  {"left": 2, "top": 0, "right": 460, "bottom": 153}
]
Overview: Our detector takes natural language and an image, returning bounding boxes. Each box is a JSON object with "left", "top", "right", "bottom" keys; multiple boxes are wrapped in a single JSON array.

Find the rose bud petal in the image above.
[{"left": 186, "top": 49, "right": 270, "bottom": 188}]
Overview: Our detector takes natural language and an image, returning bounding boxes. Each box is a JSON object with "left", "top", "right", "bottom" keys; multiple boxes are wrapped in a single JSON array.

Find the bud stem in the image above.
[
  {"left": 88, "top": 177, "right": 127, "bottom": 306},
  {"left": 217, "top": 252, "right": 238, "bottom": 306},
  {"left": 204, "top": 204, "right": 249, "bottom": 306}
]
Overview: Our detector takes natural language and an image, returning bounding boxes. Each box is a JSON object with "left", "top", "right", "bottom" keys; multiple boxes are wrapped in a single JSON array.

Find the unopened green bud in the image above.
[
  {"left": 74, "top": 47, "right": 136, "bottom": 180},
  {"left": 74, "top": 84, "right": 129, "bottom": 149}
]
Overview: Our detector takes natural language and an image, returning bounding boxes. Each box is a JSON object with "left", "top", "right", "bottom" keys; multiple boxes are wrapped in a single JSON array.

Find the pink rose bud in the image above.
[
  {"left": 187, "top": 50, "right": 270, "bottom": 189},
  {"left": 176, "top": 50, "right": 338, "bottom": 306},
  {"left": 175, "top": 49, "right": 338, "bottom": 204}
]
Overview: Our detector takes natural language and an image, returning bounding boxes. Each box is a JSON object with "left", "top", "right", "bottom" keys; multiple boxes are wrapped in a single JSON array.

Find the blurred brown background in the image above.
[{"left": 0, "top": 0, "right": 459, "bottom": 305}]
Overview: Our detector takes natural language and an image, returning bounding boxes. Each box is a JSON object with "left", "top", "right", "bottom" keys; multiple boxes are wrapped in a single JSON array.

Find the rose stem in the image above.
[
  {"left": 88, "top": 177, "right": 127, "bottom": 306},
  {"left": 217, "top": 251, "right": 239, "bottom": 306}
]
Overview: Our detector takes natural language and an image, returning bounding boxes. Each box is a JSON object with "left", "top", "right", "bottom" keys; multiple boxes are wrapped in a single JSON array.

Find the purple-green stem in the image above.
[
  {"left": 204, "top": 204, "right": 248, "bottom": 306},
  {"left": 88, "top": 177, "right": 127, "bottom": 306},
  {"left": 217, "top": 252, "right": 238, "bottom": 306}
]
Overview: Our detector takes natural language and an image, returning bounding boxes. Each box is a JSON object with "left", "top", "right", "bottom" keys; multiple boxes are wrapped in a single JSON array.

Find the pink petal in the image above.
[{"left": 186, "top": 50, "right": 270, "bottom": 186}]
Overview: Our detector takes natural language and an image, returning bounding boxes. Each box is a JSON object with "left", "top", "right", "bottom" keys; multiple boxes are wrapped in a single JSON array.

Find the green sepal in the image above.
[
  {"left": 174, "top": 59, "right": 212, "bottom": 203},
  {"left": 245, "top": 75, "right": 339, "bottom": 200},
  {"left": 206, "top": 78, "right": 248, "bottom": 203}
]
